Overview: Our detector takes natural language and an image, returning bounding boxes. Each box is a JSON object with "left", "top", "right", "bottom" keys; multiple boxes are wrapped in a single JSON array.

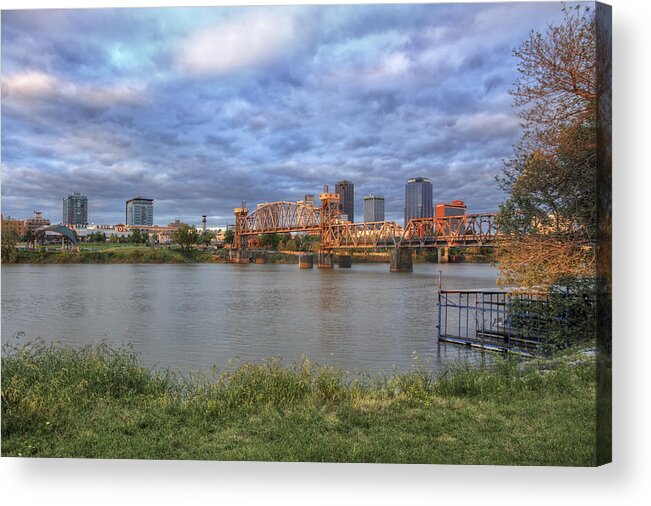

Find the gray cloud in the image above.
[{"left": 1, "top": 3, "right": 569, "bottom": 226}]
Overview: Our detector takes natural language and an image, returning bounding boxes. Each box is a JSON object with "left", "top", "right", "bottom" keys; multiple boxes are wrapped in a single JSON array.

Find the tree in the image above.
[
  {"left": 223, "top": 229, "right": 235, "bottom": 245},
  {"left": 497, "top": 5, "right": 599, "bottom": 289},
  {"left": 129, "top": 228, "right": 142, "bottom": 244},
  {"left": 1, "top": 228, "right": 19, "bottom": 262},
  {"left": 284, "top": 238, "right": 297, "bottom": 251},
  {"left": 89, "top": 231, "right": 106, "bottom": 243},
  {"left": 199, "top": 230, "right": 215, "bottom": 245},
  {"left": 171, "top": 225, "right": 200, "bottom": 252},
  {"left": 258, "top": 233, "right": 282, "bottom": 250}
]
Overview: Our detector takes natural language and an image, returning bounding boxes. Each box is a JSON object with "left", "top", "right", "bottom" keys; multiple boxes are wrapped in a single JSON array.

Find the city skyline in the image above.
[{"left": 1, "top": 3, "right": 569, "bottom": 226}]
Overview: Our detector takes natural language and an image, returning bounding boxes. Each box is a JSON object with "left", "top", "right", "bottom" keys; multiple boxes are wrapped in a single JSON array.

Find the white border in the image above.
[{"left": 1, "top": 0, "right": 649, "bottom": 504}]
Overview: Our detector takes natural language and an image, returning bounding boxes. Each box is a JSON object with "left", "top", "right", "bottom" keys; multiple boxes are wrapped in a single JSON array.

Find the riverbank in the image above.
[
  {"left": 1, "top": 341, "right": 596, "bottom": 465},
  {"left": 2, "top": 246, "right": 493, "bottom": 265},
  {"left": 2, "top": 246, "right": 223, "bottom": 264}
]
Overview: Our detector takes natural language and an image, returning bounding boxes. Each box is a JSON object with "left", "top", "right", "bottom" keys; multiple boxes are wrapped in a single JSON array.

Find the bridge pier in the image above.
[
  {"left": 437, "top": 247, "right": 449, "bottom": 264},
  {"left": 230, "top": 249, "right": 251, "bottom": 264},
  {"left": 337, "top": 254, "right": 352, "bottom": 268},
  {"left": 254, "top": 252, "right": 267, "bottom": 264},
  {"left": 390, "top": 248, "right": 413, "bottom": 272},
  {"left": 317, "top": 252, "right": 334, "bottom": 269},
  {"left": 299, "top": 253, "right": 314, "bottom": 269}
]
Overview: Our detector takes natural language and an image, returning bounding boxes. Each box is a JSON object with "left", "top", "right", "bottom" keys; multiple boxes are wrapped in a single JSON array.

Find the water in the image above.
[{"left": 1, "top": 262, "right": 499, "bottom": 374}]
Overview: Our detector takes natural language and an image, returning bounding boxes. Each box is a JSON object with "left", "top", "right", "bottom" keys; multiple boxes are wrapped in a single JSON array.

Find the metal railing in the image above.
[{"left": 437, "top": 289, "right": 556, "bottom": 354}]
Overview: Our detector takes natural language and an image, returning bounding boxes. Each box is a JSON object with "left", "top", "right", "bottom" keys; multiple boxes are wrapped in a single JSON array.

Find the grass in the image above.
[{"left": 1, "top": 340, "right": 597, "bottom": 464}]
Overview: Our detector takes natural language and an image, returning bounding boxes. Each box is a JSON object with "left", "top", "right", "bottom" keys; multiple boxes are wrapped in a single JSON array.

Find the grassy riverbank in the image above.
[
  {"left": 1, "top": 341, "right": 596, "bottom": 465},
  {"left": 2, "top": 246, "right": 224, "bottom": 264}
]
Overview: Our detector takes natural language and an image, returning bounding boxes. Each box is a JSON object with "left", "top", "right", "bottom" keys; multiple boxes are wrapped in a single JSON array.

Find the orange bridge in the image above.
[{"left": 232, "top": 186, "right": 499, "bottom": 270}]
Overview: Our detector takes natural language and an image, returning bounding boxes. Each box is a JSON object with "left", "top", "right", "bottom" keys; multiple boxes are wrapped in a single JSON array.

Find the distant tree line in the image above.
[{"left": 255, "top": 233, "right": 320, "bottom": 252}]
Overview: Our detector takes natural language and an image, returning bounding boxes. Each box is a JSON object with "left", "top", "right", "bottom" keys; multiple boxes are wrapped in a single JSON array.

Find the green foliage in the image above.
[
  {"left": 128, "top": 228, "right": 149, "bottom": 244},
  {"left": 223, "top": 228, "right": 235, "bottom": 245},
  {"left": 1, "top": 228, "right": 19, "bottom": 262},
  {"left": 283, "top": 239, "right": 298, "bottom": 251},
  {"left": 295, "top": 234, "right": 320, "bottom": 252},
  {"left": 199, "top": 230, "right": 215, "bottom": 245},
  {"left": 258, "top": 233, "right": 282, "bottom": 250},
  {"left": 87, "top": 231, "right": 107, "bottom": 243},
  {"left": 171, "top": 225, "right": 200, "bottom": 252},
  {"left": 2, "top": 342, "right": 596, "bottom": 464},
  {"left": 513, "top": 280, "right": 596, "bottom": 352}
]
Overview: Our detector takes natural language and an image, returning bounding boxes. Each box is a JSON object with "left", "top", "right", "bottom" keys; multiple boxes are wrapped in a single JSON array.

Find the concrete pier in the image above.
[
  {"left": 230, "top": 249, "right": 251, "bottom": 264},
  {"left": 254, "top": 253, "right": 267, "bottom": 264},
  {"left": 390, "top": 248, "right": 413, "bottom": 272},
  {"left": 299, "top": 253, "right": 314, "bottom": 269},
  {"left": 337, "top": 254, "right": 352, "bottom": 268},
  {"left": 437, "top": 247, "right": 449, "bottom": 264},
  {"left": 317, "top": 252, "right": 334, "bottom": 269}
]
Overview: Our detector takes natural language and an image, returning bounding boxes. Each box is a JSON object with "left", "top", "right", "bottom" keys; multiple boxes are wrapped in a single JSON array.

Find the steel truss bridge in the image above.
[{"left": 233, "top": 188, "right": 499, "bottom": 252}]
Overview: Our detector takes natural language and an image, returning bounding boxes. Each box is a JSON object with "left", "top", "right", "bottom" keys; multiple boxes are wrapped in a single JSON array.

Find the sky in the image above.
[{"left": 1, "top": 2, "right": 572, "bottom": 227}]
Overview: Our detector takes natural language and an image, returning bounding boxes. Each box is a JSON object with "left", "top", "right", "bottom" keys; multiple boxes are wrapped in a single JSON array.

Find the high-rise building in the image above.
[
  {"left": 335, "top": 180, "right": 354, "bottom": 222},
  {"left": 363, "top": 195, "right": 385, "bottom": 222},
  {"left": 63, "top": 192, "right": 88, "bottom": 226},
  {"left": 126, "top": 197, "right": 154, "bottom": 226},
  {"left": 404, "top": 177, "right": 433, "bottom": 226}
]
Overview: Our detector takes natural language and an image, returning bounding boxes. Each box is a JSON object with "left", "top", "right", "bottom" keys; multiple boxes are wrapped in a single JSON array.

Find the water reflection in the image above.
[{"left": 2, "top": 262, "right": 499, "bottom": 374}]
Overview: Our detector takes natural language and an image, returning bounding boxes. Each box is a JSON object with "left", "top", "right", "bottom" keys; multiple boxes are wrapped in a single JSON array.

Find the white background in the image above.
[{"left": 1, "top": 0, "right": 649, "bottom": 504}]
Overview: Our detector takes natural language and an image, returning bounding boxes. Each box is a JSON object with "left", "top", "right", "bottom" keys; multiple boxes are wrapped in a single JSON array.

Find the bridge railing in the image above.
[
  {"left": 238, "top": 201, "right": 321, "bottom": 236},
  {"left": 326, "top": 220, "right": 403, "bottom": 249},
  {"left": 400, "top": 213, "right": 498, "bottom": 247}
]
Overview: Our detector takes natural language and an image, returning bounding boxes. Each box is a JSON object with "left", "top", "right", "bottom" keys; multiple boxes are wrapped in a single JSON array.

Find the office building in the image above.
[
  {"left": 126, "top": 197, "right": 154, "bottom": 226},
  {"left": 63, "top": 192, "right": 88, "bottom": 226},
  {"left": 436, "top": 200, "right": 467, "bottom": 233},
  {"left": 435, "top": 200, "right": 467, "bottom": 218},
  {"left": 404, "top": 177, "right": 433, "bottom": 225},
  {"left": 24, "top": 211, "right": 51, "bottom": 234},
  {"left": 1, "top": 214, "right": 26, "bottom": 238},
  {"left": 335, "top": 180, "right": 354, "bottom": 222},
  {"left": 363, "top": 195, "right": 385, "bottom": 222}
]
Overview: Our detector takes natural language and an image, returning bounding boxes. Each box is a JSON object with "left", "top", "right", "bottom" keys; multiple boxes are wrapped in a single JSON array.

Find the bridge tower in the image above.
[
  {"left": 231, "top": 201, "right": 252, "bottom": 263},
  {"left": 318, "top": 185, "right": 340, "bottom": 268}
]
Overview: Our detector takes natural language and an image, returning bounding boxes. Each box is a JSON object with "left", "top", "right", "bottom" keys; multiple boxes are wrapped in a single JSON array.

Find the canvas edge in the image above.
[{"left": 595, "top": 0, "right": 612, "bottom": 467}]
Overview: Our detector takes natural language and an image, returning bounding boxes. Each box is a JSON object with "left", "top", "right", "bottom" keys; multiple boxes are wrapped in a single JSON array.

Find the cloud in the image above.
[
  {"left": 1, "top": 3, "right": 568, "bottom": 226},
  {"left": 2, "top": 71, "right": 145, "bottom": 119},
  {"left": 1, "top": 71, "right": 57, "bottom": 98},
  {"left": 178, "top": 11, "right": 298, "bottom": 76}
]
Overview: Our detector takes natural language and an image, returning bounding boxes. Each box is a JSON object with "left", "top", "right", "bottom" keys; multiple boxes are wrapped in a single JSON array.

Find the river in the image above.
[{"left": 1, "top": 262, "right": 499, "bottom": 374}]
